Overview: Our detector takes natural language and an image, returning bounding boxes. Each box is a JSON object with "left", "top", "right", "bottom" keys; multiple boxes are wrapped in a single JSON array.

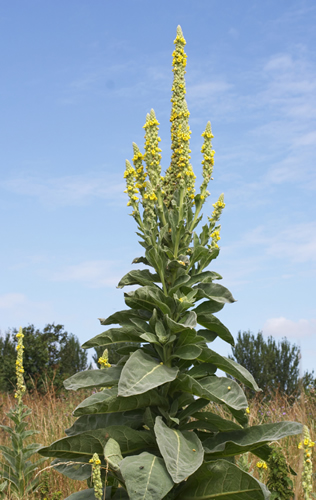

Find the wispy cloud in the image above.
[
  {"left": 263, "top": 317, "right": 316, "bottom": 339},
  {"left": 50, "top": 259, "right": 123, "bottom": 288},
  {"left": 1, "top": 173, "right": 124, "bottom": 207}
]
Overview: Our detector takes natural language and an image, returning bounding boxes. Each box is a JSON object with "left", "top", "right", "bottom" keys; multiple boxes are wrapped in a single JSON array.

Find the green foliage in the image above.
[
  {"left": 266, "top": 445, "right": 294, "bottom": 499},
  {"left": 0, "top": 324, "right": 88, "bottom": 393},
  {"left": 39, "top": 26, "right": 303, "bottom": 499},
  {"left": 93, "top": 343, "right": 141, "bottom": 367},
  {"left": 229, "top": 330, "right": 314, "bottom": 398},
  {"left": 37, "top": 471, "right": 63, "bottom": 499}
]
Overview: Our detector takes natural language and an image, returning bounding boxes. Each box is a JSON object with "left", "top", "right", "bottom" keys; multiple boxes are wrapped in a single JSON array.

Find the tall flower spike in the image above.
[
  {"left": 15, "top": 327, "right": 26, "bottom": 405},
  {"left": 143, "top": 109, "right": 162, "bottom": 189},
  {"left": 301, "top": 426, "right": 314, "bottom": 499},
  {"left": 164, "top": 25, "right": 194, "bottom": 205},
  {"left": 124, "top": 160, "right": 139, "bottom": 210},
  {"left": 89, "top": 453, "right": 103, "bottom": 500},
  {"left": 200, "top": 121, "right": 215, "bottom": 198}
]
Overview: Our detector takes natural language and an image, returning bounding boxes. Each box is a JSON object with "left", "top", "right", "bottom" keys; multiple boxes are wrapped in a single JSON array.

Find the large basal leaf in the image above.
[
  {"left": 203, "top": 421, "right": 303, "bottom": 457},
  {"left": 65, "top": 410, "right": 144, "bottom": 436},
  {"left": 118, "top": 349, "right": 179, "bottom": 397},
  {"left": 117, "top": 269, "right": 161, "bottom": 288},
  {"left": 73, "top": 387, "right": 165, "bottom": 417},
  {"left": 82, "top": 327, "right": 141, "bottom": 349},
  {"left": 193, "top": 283, "right": 236, "bottom": 304},
  {"left": 193, "top": 310, "right": 235, "bottom": 346},
  {"left": 120, "top": 452, "right": 174, "bottom": 500},
  {"left": 175, "top": 460, "right": 270, "bottom": 499},
  {"left": 172, "top": 374, "right": 248, "bottom": 411},
  {"left": 124, "top": 286, "right": 173, "bottom": 315},
  {"left": 197, "top": 347, "right": 261, "bottom": 392},
  {"left": 99, "top": 309, "right": 151, "bottom": 327},
  {"left": 64, "top": 367, "right": 122, "bottom": 391},
  {"left": 39, "top": 427, "right": 155, "bottom": 461},
  {"left": 154, "top": 416, "right": 204, "bottom": 483}
]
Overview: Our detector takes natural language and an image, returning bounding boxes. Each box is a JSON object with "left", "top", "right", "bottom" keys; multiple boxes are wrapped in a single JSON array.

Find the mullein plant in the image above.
[
  {"left": 0, "top": 327, "right": 45, "bottom": 499},
  {"left": 298, "top": 426, "right": 315, "bottom": 499},
  {"left": 39, "top": 26, "right": 303, "bottom": 500}
]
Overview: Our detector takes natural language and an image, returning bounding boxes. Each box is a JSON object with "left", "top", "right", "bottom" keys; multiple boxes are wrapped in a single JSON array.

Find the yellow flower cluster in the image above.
[
  {"left": 98, "top": 348, "right": 111, "bottom": 369},
  {"left": 200, "top": 121, "right": 215, "bottom": 198},
  {"left": 208, "top": 195, "right": 226, "bottom": 225},
  {"left": 143, "top": 109, "right": 162, "bottom": 188},
  {"left": 15, "top": 327, "right": 26, "bottom": 403},
  {"left": 124, "top": 160, "right": 138, "bottom": 208},
  {"left": 210, "top": 229, "right": 221, "bottom": 249},
  {"left": 89, "top": 453, "right": 103, "bottom": 500},
  {"left": 256, "top": 461, "right": 268, "bottom": 469},
  {"left": 164, "top": 25, "right": 195, "bottom": 205},
  {"left": 300, "top": 426, "right": 314, "bottom": 497}
]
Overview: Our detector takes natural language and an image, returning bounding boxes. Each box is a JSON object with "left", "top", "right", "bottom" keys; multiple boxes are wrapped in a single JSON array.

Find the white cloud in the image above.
[
  {"left": 0, "top": 293, "right": 53, "bottom": 329},
  {"left": 263, "top": 317, "right": 316, "bottom": 339},
  {"left": 50, "top": 260, "right": 123, "bottom": 288},
  {"left": 1, "top": 173, "right": 125, "bottom": 207}
]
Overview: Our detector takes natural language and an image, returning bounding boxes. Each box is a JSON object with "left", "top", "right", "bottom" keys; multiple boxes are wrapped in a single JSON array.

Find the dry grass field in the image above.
[{"left": 0, "top": 386, "right": 315, "bottom": 499}]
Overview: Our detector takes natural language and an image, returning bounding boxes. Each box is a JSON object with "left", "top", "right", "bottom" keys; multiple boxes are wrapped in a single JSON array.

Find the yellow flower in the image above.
[{"left": 245, "top": 407, "right": 250, "bottom": 414}]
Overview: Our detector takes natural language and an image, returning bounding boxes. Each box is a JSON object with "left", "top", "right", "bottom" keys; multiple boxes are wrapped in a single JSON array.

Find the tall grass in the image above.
[{"left": 1, "top": 386, "right": 315, "bottom": 499}]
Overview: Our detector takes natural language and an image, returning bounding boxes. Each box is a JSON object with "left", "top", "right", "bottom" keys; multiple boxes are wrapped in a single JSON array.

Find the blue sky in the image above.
[{"left": 1, "top": 1, "right": 315, "bottom": 373}]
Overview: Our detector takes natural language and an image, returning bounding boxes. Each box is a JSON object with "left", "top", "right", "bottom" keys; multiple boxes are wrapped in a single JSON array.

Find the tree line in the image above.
[{"left": 0, "top": 324, "right": 314, "bottom": 397}]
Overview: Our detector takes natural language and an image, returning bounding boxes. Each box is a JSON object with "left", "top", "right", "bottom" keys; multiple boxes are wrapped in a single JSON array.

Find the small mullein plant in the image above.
[
  {"left": 0, "top": 327, "right": 45, "bottom": 499},
  {"left": 298, "top": 426, "right": 315, "bottom": 499},
  {"left": 266, "top": 445, "right": 294, "bottom": 500},
  {"left": 40, "top": 26, "right": 303, "bottom": 500}
]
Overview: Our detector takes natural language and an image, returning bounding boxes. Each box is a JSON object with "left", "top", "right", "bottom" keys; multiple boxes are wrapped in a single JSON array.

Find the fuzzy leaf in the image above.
[
  {"left": 73, "top": 387, "right": 165, "bottom": 417},
  {"left": 190, "top": 411, "right": 241, "bottom": 432},
  {"left": 203, "top": 421, "right": 303, "bottom": 457},
  {"left": 175, "top": 460, "right": 270, "bottom": 499},
  {"left": 118, "top": 350, "right": 178, "bottom": 397},
  {"left": 193, "top": 283, "right": 236, "bottom": 304},
  {"left": 193, "top": 310, "right": 235, "bottom": 346},
  {"left": 82, "top": 327, "right": 141, "bottom": 349},
  {"left": 104, "top": 438, "right": 123, "bottom": 471},
  {"left": 120, "top": 452, "right": 174, "bottom": 500},
  {"left": 64, "top": 367, "right": 122, "bottom": 391},
  {"left": 125, "top": 286, "right": 173, "bottom": 315},
  {"left": 52, "top": 459, "right": 92, "bottom": 480},
  {"left": 165, "top": 312, "right": 197, "bottom": 333},
  {"left": 117, "top": 270, "right": 161, "bottom": 288},
  {"left": 172, "top": 374, "right": 248, "bottom": 412},
  {"left": 65, "top": 490, "right": 107, "bottom": 500},
  {"left": 154, "top": 416, "right": 204, "bottom": 483},
  {"left": 65, "top": 410, "right": 143, "bottom": 436},
  {"left": 197, "top": 347, "right": 261, "bottom": 392},
  {"left": 172, "top": 345, "right": 202, "bottom": 360},
  {"left": 99, "top": 309, "right": 151, "bottom": 327}
]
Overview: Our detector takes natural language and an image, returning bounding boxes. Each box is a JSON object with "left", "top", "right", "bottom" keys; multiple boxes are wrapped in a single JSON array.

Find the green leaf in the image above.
[
  {"left": 175, "top": 330, "right": 206, "bottom": 347},
  {"left": 154, "top": 416, "right": 204, "bottom": 483},
  {"left": 193, "top": 283, "right": 236, "bottom": 304},
  {"left": 64, "top": 367, "right": 122, "bottom": 391},
  {"left": 65, "top": 410, "right": 144, "bottom": 436},
  {"left": 172, "top": 374, "right": 248, "bottom": 412},
  {"left": 172, "top": 345, "right": 202, "bottom": 360},
  {"left": 165, "top": 312, "right": 197, "bottom": 333},
  {"left": 197, "top": 347, "right": 261, "bottom": 392},
  {"left": 197, "top": 330, "right": 217, "bottom": 342},
  {"left": 203, "top": 421, "right": 303, "bottom": 457},
  {"left": 99, "top": 309, "right": 151, "bottom": 327},
  {"left": 118, "top": 350, "right": 179, "bottom": 397},
  {"left": 125, "top": 286, "right": 173, "bottom": 315},
  {"left": 188, "top": 363, "right": 217, "bottom": 379},
  {"left": 185, "top": 271, "right": 223, "bottom": 287},
  {"left": 193, "top": 310, "right": 235, "bottom": 346},
  {"left": 65, "top": 489, "right": 105, "bottom": 500},
  {"left": 82, "top": 327, "right": 141, "bottom": 349},
  {"left": 139, "top": 332, "right": 161, "bottom": 344},
  {"left": 52, "top": 458, "right": 92, "bottom": 480},
  {"left": 120, "top": 452, "right": 174, "bottom": 500},
  {"left": 190, "top": 412, "right": 242, "bottom": 432},
  {"left": 104, "top": 438, "right": 123, "bottom": 471},
  {"left": 111, "top": 488, "right": 130, "bottom": 499},
  {"left": 39, "top": 427, "right": 155, "bottom": 460},
  {"left": 175, "top": 460, "right": 270, "bottom": 499},
  {"left": 73, "top": 387, "right": 165, "bottom": 416},
  {"left": 178, "top": 398, "right": 210, "bottom": 422},
  {"left": 117, "top": 270, "right": 161, "bottom": 288}
]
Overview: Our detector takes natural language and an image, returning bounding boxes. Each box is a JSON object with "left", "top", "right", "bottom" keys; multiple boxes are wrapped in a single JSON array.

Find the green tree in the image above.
[
  {"left": 229, "top": 330, "right": 313, "bottom": 397},
  {"left": 0, "top": 324, "right": 88, "bottom": 393}
]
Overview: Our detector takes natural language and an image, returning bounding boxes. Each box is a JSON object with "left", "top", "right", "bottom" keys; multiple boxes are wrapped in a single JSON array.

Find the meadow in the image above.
[{"left": 0, "top": 384, "right": 315, "bottom": 499}]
